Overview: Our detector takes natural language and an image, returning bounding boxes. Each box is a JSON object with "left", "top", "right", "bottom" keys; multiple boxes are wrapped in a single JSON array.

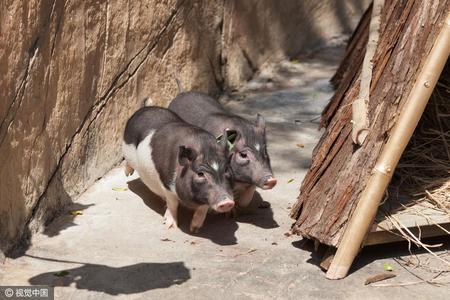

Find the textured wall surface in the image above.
[
  {"left": 222, "top": 0, "right": 370, "bottom": 87},
  {"left": 0, "top": 0, "right": 368, "bottom": 255}
]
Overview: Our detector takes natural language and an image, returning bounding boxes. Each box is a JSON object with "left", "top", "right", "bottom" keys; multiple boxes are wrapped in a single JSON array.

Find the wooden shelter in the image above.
[{"left": 291, "top": 1, "right": 450, "bottom": 279}]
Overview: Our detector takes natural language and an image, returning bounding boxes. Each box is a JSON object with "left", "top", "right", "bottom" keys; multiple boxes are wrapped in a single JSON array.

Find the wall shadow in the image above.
[
  {"left": 28, "top": 261, "right": 190, "bottom": 295},
  {"left": 8, "top": 189, "right": 94, "bottom": 259},
  {"left": 43, "top": 203, "right": 95, "bottom": 238}
]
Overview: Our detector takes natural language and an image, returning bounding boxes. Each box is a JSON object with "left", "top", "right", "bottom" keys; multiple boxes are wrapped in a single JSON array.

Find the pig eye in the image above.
[
  {"left": 197, "top": 172, "right": 205, "bottom": 178},
  {"left": 239, "top": 152, "right": 248, "bottom": 159}
]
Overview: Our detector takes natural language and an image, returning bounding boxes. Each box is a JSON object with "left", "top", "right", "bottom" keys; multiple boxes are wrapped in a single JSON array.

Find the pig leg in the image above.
[
  {"left": 124, "top": 162, "right": 134, "bottom": 176},
  {"left": 163, "top": 193, "right": 179, "bottom": 229},
  {"left": 237, "top": 185, "right": 256, "bottom": 208},
  {"left": 189, "top": 205, "right": 209, "bottom": 233}
]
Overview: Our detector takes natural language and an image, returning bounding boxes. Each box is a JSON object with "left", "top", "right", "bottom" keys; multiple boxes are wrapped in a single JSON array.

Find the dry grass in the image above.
[
  {"left": 388, "top": 62, "right": 450, "bottom": 217},
  {"left": 377, "top": 63, "right": 450, "bottom": 273}
]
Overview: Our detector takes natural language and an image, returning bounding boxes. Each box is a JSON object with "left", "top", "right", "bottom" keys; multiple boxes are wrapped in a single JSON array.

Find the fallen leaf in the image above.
[
  {"left": 54, "top": 270, "right": 69, "bottom": 277},
  {"left": 112, "top": 187, "right": 128, "bottom": 192},
  {"left": 284, "top": 232, "right": 292, "bottom": 237},
  {"left": 296, "top": 143, "right": 305, "bottom": 148},
  {"left": 271, "top": 242, "right": 278, "bottom": 246},
  {"left": 160, "top": 238, "right": 174, "bottom": 242},
  {"left": 365, "top": 272, "right": 396, "bottom": 285},
  {"left": 233, "top": 248, "right": 257, "bottom": 257},
  {"left": 383, "top": 262, "right": 393, "bottom": 271},
  {"left": 291, "top": 59, "right": 300, "bottom": 64},
  {"left": 190, "top": 241, "right": 197, "bottom": 245},
  {"left": 68, "top": 210, "right": 83, "bottom": 216},
  {"left": 287, "top": 179, "right": 294, "bottom": 183}
]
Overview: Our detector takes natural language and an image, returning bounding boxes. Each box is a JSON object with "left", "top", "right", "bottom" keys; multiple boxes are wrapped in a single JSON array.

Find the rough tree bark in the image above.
[{"left": 291, "top": 0, "right": 450, "bottom": 247}]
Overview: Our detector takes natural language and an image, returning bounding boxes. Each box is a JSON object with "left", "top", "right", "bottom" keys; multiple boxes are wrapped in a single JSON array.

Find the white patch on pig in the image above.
[
  {"left": 211, "top": 161, "right": 219, "bottom": 172},
  {"left": 123, "top": 132, "right": 177, "bottom": 200},
  {"left": 168, "top": 172, "right": 177, "bottom": 193}
]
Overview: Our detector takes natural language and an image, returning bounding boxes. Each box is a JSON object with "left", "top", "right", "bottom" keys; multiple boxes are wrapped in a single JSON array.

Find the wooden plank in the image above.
[
  {"left": 373, "top": 205, "right": 450, "bottom": 232},
  {"left": 365, "top": 199, "right": 450, "bottom": 246},
  {"left": 366, "top": 223, "right": 450, "bottom": 246}
]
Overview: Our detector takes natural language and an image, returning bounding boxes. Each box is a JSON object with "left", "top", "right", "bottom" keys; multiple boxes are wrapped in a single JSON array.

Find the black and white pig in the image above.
[
  {"left": 122, "top": 106, "right": 235, "bottom": 232},
  {"left": 168, "top": 92, "right": 277, "bottom": 208}
]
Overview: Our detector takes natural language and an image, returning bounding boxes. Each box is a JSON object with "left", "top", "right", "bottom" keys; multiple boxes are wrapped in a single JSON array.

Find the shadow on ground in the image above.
[
  {"left": 127, "top": 179, "right": 166, "bottom": 216},
  {"left": 127, "top": 178, "right": 278, "bottom": 246},
  {"left": 28, "top": 260, "right": 190, "bottom": 295},
  {"left": 43, "top": 203, "right": 95, "bottom": 238},
  {"left": 9, "top": 202, "right": 95, "bottom": 259},
  {"left": 292, "top": 235, "right": 450, "bottom": 275}
]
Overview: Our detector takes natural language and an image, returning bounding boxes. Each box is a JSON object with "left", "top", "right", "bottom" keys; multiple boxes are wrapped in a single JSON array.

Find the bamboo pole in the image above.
[{"left": 326, "top": 12, "right": 450, "bottom": 280}]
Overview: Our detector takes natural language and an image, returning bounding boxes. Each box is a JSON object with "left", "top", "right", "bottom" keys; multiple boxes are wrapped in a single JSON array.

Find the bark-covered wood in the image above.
[{"left": 291, "top": 0, "right": 450, "bottom": 247}]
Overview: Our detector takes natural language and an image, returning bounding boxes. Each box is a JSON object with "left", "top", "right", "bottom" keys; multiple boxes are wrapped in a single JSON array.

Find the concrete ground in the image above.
[{"left": 1, "top": 48, "right": 449, "bottom": 300}]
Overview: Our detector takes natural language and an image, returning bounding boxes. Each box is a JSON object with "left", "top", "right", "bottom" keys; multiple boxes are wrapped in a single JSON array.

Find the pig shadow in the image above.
[
  {"left": 127, "top": 179, "right": 166, "bottom": 216},
  {"left": 28, "top": 259, "right": 190, "bottom": 295},
  {"left": 127, "top": 179, "right": 278, "bottom": 245},
  {"left": 127, "top": 178, "right": 238, "bottom": 245},
  {"left": 177, "top": 210, "right": 239, "bottom": 246},
  {"left": 234, "top": 191, "right": 279, "bottom": 230}
]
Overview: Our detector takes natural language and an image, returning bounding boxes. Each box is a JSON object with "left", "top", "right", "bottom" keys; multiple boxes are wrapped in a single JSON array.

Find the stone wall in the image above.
[{"left": 0, "top": 0, "right": 369, "bottom": 255}]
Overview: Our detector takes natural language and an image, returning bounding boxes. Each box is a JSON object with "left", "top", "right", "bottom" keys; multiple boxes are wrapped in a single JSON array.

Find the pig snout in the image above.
[
  {"left": 261, "top": 175, "right": 277, "bottom": 190},
  {"left": 213, "top": 196, "right": 235, "bottom": 213}
]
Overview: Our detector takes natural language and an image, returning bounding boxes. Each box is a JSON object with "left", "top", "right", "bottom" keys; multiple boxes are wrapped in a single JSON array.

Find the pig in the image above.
[
  {"left": 168, "top": 91, "right": 277, "bottom": 208},
  {"left": 122, "top": 106, "right": 235, "bottom": 232}
]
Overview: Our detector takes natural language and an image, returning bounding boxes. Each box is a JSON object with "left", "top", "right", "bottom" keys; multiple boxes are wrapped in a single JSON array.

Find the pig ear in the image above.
[
  {"left": 255, "top": 114, "right": 266, "bottom": 131},
  {"left": 219, "top": 129, "right": 229, "bottom": 147},
  {"left": 224, "top": 129, "right": 239, "bottom": 151},
  {"left": 178, "top": 146, "right": 197, "bottom": 166}
]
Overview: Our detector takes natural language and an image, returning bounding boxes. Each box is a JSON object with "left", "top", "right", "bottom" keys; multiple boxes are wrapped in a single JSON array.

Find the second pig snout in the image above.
[{"left": 261, "top": 175, "right": 277, "bottom": 190}]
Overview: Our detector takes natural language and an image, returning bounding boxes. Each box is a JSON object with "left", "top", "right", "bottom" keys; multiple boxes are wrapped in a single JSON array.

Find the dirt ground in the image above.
[{"left": 1, "top": 47, "right": 449, "bottom": 300}]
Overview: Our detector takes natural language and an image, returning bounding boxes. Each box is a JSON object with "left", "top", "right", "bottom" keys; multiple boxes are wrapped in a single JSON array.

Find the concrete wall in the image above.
[{"left": 0, "top": 0, "right": 369, "bottom": 256}]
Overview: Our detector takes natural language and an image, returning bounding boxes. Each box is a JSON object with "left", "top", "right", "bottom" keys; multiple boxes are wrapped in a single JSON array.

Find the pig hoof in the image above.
[
  {"left": 163, "top": 218, "right": 178, "bottom": 229},
  {"left": 124, "top": 164, "right": 134, "bottom": 176},
  {"left": 163, "top": 210, "right": 178, "bottom": 229},
  {"left": 189, "top": 225, "right": 201, "bottom": 233}
]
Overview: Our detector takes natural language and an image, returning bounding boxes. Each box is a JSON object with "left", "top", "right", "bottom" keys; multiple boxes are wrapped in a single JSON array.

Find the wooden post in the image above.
[{"left": 326, "top": 12, "right": 450, "bottom": 280}]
